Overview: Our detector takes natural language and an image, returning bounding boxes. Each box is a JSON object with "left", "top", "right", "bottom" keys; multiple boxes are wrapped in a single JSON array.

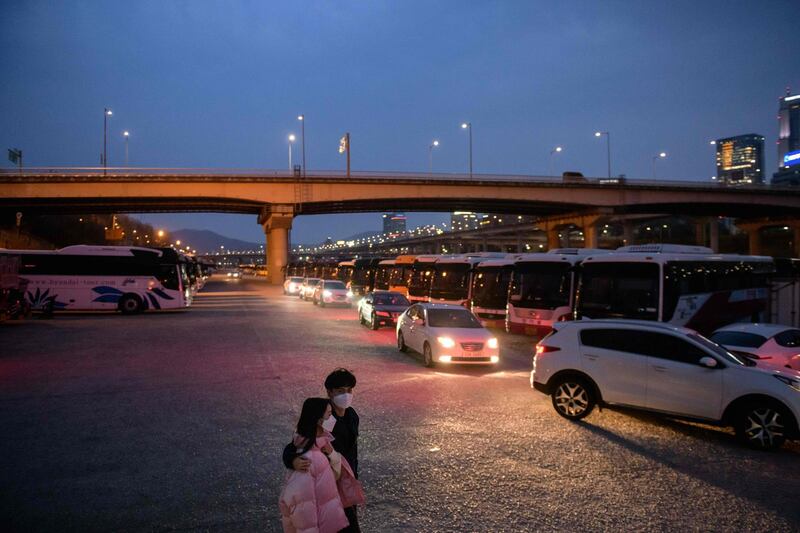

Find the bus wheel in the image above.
[{"left": 119, "top": 294, "right": 144, "bottom": 315}]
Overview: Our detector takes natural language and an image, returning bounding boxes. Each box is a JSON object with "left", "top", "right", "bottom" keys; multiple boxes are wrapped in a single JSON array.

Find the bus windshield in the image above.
[
  {"left": 374, "top": 265, "right": 393, "bottom": 290},
  {"left": 389, "top": 265, "right": 413, "bottom": 287},
  {"left": 509, "top": 262, "right": 572, "bottom": 310},
  {"left": 472, "top": 265, "right": 513, "bottom": 309},
  {"left": 408, "top": 264, "right": 434, "bottom": 297},
  {"left": 578, "top": 262, "right": 659, "bottom": 320},
  {"left": 430, "top": 263, "right": 470, "bottom": 300}
]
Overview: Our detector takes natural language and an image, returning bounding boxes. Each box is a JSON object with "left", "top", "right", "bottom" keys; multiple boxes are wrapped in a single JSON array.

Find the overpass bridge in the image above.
[{"left": 2, "top": 167, "right": 800, "bottom": 282}]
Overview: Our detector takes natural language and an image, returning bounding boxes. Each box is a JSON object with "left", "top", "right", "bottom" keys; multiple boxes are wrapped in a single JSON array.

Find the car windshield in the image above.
[
  {"left": 290, "top": 277, "right": 303, "bottom": 282},
  {"left": 708, "top": 331, "right": 768, "bottom": 348},
  {"left": 427, "top": 309, "right": 482, "bottom": 328},
  {"left": 307, "top": 279, "right": 320, "bottom": 286},
  {"left": 373, "top": 293, "right": 410, "bottom": 306},
  {"left": 324, "top": 281, "right": 346, "bottom": 290},
  {"left": 510, "top": 262, "right": 571, "bottom": 310},
  {"left": 689, "top": 333, "right": 753, "bottom": 366}
]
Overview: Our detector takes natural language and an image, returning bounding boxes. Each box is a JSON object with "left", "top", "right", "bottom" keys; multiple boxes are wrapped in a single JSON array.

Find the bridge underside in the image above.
[{"left": 1, "top": 196, "right": 798, "bottom": 219}]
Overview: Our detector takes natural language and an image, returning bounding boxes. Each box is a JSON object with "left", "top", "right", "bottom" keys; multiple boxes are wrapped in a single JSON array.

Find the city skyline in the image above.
[{"left": 2, "top": 1, "right": 799, "bottom": 243}]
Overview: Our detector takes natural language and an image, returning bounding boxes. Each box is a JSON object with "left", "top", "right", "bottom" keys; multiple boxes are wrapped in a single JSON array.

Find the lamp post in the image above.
[
  {"left": 709, "top": 140, "right": 718, "bottom": 182},
  {"left": 461, "top": 122, "right": 472, "bottom": 179},
  {"left": 652, "top": 152, "right": 667, "bottom": 178},
  {"left": 594, "top": 131, "right": 611, "bottom": 178},
  {"left": 103, "top": 108, "right": 112, "bottom": 173},
  {"left": 429, "top": 140, "right": 439, "bottom": 176},
  {"left": 297, "top": 115, "right": 306, "bottom": 177},
  {"left": 549, "top": 146, "right": 563, "bottom": 176},
  {"left": 123, "top": 131, "right": 130, "bottom": 166},
  {"left": 288, "top": 134, "right": 296, "bottom": 170}
]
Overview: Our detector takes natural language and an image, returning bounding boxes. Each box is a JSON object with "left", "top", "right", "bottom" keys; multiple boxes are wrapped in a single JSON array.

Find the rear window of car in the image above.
[
  {"left": 708, "top": 331, "right": 767, "bottom": 348},
  {"left": 374, "top": 294, "right": 410, "bottom": 306},
  {"left": 427, "top": 309, "right": 482, "bottom": 328}
]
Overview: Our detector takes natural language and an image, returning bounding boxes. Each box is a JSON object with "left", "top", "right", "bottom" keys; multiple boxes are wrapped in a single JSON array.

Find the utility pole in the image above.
[{"left": 339, "top": 133, "right": 351, "bottom": 179}]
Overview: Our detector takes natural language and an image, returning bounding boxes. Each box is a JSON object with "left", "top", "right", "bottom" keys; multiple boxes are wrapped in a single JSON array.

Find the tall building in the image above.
[
  {"left": 381, "top": 212, "right": 407, "bottom": 235},
  {"left": 450, "top": 211, "right": 481, "bottom": 232},
  {"left": 773, "top": 91, "right": 800, "bottom": 186},
  {"left": 714, "top": 134, "right": 764, "bottom": 185}
]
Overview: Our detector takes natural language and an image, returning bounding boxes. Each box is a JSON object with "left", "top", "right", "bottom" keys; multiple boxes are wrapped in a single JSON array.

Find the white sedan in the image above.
[
  {"left": 283, "top": 276, "right": 304, "bottom": 295},
  {"left": 709, "top": 323, "right": 800, "bottom": 369},
  {"left": 312, "top": 280, "right": 352, "bottom": 307},
  {"left": 396, "top": 303, "right": 499, "bottom": 367}
]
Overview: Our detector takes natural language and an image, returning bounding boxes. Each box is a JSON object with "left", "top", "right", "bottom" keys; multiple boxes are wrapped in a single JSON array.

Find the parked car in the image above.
[
  {"left": 396, "top": 303, "right": 499, "bottom": 367},
  {"left": 531, "top": 319, "right": 800, "bottom": 450},
  {"left": 709, "top": 323, "right": 800, "bottom": 369},
  {"left": 226, "top": 269, "right": 242, "bottom": 279},
  {"left": 312, "top": 279, "right": 351, "bottom": 307},
  {"left": 358, "top": 290, "right": 411, "bottom": 330},
  {"left": 299, "top": 278, "right": 321, "bottom": 300},
  {"left": 283, "top": 276, "right": 304, "bottom": 295}
]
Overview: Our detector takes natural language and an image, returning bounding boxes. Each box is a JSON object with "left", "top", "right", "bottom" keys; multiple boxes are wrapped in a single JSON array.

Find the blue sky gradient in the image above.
[{"left": 2, "top": 1, "right": 798, "bottom": 243}]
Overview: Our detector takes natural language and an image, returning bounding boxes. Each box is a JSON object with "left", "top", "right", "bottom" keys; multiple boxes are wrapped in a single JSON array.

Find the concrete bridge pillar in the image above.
[
  {"left": 694, "top": 219, "right": 707, "bottom": 248},
  {"left": 794, "top": 226, "right": 800, "bottom": 258},
  {"left": 747, "top": 227, "right": 762, "bottom": 256},
  {"left": 709, "top": 217, "right": 719, "bottom": 253},
  {"left": 622, "top": 221, "right": 634, "bottom": 246},
  {"left": 260, "top": 205, "right": 294, "bottom": 285},
  {"left": 583, "top": 224, "right": 598, "bottom": 249}
]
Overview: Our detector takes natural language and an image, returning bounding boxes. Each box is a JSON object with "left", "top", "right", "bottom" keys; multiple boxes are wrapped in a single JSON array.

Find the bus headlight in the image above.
[
  {"left": 487, "top": 338, "right": 498, "bottom": 349},
  {"left": 437, "top": 337, "right": 456, "bottom": 348}
]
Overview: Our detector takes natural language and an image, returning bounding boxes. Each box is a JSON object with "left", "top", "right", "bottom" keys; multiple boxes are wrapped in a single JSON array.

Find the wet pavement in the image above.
[{"left": 1, "top": 276, "right": 799, "bottom": 531}]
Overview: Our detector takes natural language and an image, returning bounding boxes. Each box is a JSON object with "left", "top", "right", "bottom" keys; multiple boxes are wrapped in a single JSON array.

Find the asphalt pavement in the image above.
[{"left": 1, "top": 276, "right": 799, "bottom": 532}]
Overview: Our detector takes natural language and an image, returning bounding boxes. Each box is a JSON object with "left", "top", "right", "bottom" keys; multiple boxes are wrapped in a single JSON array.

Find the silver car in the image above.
[{"left": 396, "top": 303, "right": 499, "bottom": 367}]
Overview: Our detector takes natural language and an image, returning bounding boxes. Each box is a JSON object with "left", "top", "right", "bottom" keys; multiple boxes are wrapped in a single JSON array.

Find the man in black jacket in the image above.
[{"left": 283, "top": 368, "right": 360, "bottom": 532}]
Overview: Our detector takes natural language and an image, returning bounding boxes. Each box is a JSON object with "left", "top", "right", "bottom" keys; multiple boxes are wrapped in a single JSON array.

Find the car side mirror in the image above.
[
  {"left": 414, "top": 317, "right": 425, "bottom": 326},
  {"left": 699, "top": 356, "right": 718, "bottom": 368}
]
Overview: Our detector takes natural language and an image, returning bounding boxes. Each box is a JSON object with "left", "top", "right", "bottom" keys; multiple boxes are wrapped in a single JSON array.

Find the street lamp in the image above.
[
  {"left": 123, "top": 131, "right": 130, "bottom": 166},
  {"left": 288, "top": 134, "right": 296, "bottom": 170},
  {"left": 652, "top": 152, "right": 667, "bottom": 178},
  {"left": 297, "top": 114, "right": 306, "bottom": 177},
  {"left": 549, "top": 146, "right": 563, "bottom": 176},
  {"left": 103, "top": 108, "right": 113, "bottom": 172},
  {"left": 429, "top": 140, "right": 439, "bottom": 176},
  {"left": 594, "top": 131, "right": 611, "bottom": 178},
  {"left": 461, "top": 122, "right": 472, "bottom": 179}
]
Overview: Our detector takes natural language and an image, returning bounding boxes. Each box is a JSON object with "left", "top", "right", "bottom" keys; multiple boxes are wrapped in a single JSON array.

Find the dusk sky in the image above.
[{"left": 2, "top": 1, "right": 799, "bottom": 244}]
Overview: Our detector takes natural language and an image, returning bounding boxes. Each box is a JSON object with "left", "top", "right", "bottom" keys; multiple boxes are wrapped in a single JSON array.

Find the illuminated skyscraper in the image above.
[
  {"left": 714, "top": 134, "right": 764, "bottom": 185},
  {"left": 382, "top": 212, "right": 407, "bottom": 235},
  {"left": 773, "top": 91, "right": 800, "bottom": 186},
  {"left": 450, "top": 212, "right": 481, "bottom": 231}
]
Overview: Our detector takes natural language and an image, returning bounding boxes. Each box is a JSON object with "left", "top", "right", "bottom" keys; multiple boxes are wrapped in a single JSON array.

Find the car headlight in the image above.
[
  {"left": 347, "top": 291, "right": 354, "bottom": 298},
  {"left": 323, "top": 290, "right": 332, "bottom": 298},
  {"left": 774, "top": 374, "right": 800, "bottom": 392},
  {"left": 289, "top": 283, "right": 296, "bottom": 291},
  {"left": 487, "top": 338, "right": 498, "bottom": 349},
  {"left": 437, "top": 336, "right": 456, "bottom": 348}
]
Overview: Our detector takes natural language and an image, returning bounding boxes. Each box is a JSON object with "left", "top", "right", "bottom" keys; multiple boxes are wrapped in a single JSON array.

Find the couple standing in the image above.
[{"left": 279, "top": 368, "right": 364, "bottom": 532}]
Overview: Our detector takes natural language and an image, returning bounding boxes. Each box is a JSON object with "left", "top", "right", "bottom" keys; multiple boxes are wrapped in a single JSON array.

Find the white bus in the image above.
[
  {"left": 470, "top": 257, "right": 516, "bottom": 328},
  {"left": 1, "top": 245, "right": 191, "bottom": 314},
  {"left": 506, "top": 249, "right": 609, "bottom": 336},
  {"left": 575, "top": 244, "right": 775, "bottom": 335},
  {"left": 407, "top": 255, "right": 440, "bottom": 303}
]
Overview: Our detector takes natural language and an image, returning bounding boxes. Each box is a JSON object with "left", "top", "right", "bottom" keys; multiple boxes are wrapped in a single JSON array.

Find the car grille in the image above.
[
  {"left": 461, "top": 342, "right": 484, "bottom": 351},
  {"left": 451, "top": 356, "right": 491, "bottom": 362}
]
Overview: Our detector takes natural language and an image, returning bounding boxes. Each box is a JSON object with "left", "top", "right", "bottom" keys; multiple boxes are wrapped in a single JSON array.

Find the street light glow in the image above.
[
  {"left": 433, "top": 140, "right": 439, "bottom": 146},
  {"left": 106, "top": 109, "right": 113, "bottom": 116},
  {"left": 555, "top": 146, "right": 562, "bottom": 152},
  {"left": 461, "top": 123, "right": 469, "bottom": 129},
  {"left": 288, "top": 134, "right": 296, "bottom": 142},
  {"left": 709, "top": 140, "right": 716, "bottom": 145},
  {"left": 659, "top": 152, "right": 667, "bottom": 158},
  {"left": 123, "top": 131, "right": 129, "bottom": 137},
  {"left": 157, "top": 230, "right": 164, "bottom": 237},
  {"left": 297, "top": 115, "right": 304, "bottom": 121},
  {"left": 595, "top": 131, "right": 602, "bottom": 137}
]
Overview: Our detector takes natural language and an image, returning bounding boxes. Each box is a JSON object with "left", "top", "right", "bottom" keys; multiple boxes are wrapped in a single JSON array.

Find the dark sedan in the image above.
[{"left": 357, "top": 291, "right": 411, "bottom": 330}]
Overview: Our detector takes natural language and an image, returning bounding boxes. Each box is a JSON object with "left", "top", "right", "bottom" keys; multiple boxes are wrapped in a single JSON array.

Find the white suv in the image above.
[{"left": 531, "top": 319, "right": 800, "bottom": 450}]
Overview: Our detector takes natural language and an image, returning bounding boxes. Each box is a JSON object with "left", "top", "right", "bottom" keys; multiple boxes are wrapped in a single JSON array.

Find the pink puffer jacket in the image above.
[{"left": 279, "top": 433, "right": 349, "bottom": 533}]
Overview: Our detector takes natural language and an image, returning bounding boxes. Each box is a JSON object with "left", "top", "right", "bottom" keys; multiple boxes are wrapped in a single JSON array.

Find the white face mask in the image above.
[
  {"left": 321, "top": 415, "right": 337, "bottom": 433},
  {"left": 332, "top": 393, "right": 353, "bottom": 410}
]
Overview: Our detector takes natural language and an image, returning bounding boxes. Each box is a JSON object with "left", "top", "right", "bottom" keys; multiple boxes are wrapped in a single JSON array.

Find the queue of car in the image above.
[{"left": 285, "top": 245, "right": 800, "bottom": 450}]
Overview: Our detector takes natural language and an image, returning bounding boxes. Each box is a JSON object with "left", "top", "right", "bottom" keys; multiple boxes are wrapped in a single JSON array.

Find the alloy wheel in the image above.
[
  {"left": 744, "top": 407, "right": 785, "bottom": 449},
  {"left": 553, "top": 382, "right": 589, "bottom": 417}
]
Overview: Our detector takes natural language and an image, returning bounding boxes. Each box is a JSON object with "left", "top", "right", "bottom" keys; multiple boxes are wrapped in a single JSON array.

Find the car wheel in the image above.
[
  {"left": 370, "top": 312, "right": 379, "bottom": 330},
  {"left": 735, "top": 402, "right": 788, "bottom": 450},
  {"left": 359, "top": 310, "right": 366, "bottom": 325},
  {"left": 320, "top": 300, "right": 326, "bottom": 308},
  {"left": 423, "top": 343, "right": 435, "bottom": 368},
  {"left": 551, "top": 377, "right": 595, "bottom": 420},
  {"left": 118, "top": 294, "right": 143, "bottom": 315},
  {"left": 397, "top": 331, "right": 408, "bottom": 352}
]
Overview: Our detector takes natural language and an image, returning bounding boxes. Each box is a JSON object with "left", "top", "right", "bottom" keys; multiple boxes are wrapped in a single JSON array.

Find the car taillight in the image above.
[
  {"left": 535, "top": 344, "right": 560, "bottom": 356},
  {"left": 557, "top": 313, "right": 573, "bottom": 322}
]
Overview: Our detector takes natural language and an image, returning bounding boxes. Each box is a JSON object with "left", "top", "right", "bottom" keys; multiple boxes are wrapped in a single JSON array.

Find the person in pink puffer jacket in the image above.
[{"left": 279, "top": 398, "right": 363, "bottom": 533}]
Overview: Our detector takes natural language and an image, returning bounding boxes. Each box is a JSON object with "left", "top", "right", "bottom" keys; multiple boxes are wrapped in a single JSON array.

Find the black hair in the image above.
[
  {"left": 324, "top": 368, "right": 357, "bottom": 390},
  {"left": 295, "top": 397, "right": 330, "bottom": 456}
]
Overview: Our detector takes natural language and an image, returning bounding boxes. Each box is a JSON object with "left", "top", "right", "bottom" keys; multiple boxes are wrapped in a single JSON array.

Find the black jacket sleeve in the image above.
[{"left": 282, "top": 441, "right": 296, "bottom": 470}]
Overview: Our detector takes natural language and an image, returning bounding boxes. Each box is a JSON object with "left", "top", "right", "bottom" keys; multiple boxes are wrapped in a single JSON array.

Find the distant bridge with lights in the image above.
[{"left": 2, "top": 167, "right": 800, "bottom": 283}]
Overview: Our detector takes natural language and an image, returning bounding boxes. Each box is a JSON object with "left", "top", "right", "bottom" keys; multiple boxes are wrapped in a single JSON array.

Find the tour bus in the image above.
[
  {"left": 506, "top": 248, "right": 610, "bottom": 336},
  {"left": 320, "top": 261, "right": 340, "bottom": 280},
  {"left": 388, "top": 255, "right": 417, "bottom": 295},
  {"left": 337, "top": 260, "right": 354, "bottom": 285},
  {"left": 428, "top": 255, "right": 489, "bottom": 306},
  {"left": 575, "top": 244, "right": 775, "bottom": 335},
  {"left": 2, "top": 245, "right": 191, "bottom": 314},
  {"left": 407, "top": 255, "right": 440, "bottom": 303},
  {"left": 348, "top": 258, "right": 382, "bottom": 298},
  {"left": 471, "top": 257, "right": 516, "bottom": 328},
  {"left": 374, "top": 259, "right": 395, "bottom": 290}
]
